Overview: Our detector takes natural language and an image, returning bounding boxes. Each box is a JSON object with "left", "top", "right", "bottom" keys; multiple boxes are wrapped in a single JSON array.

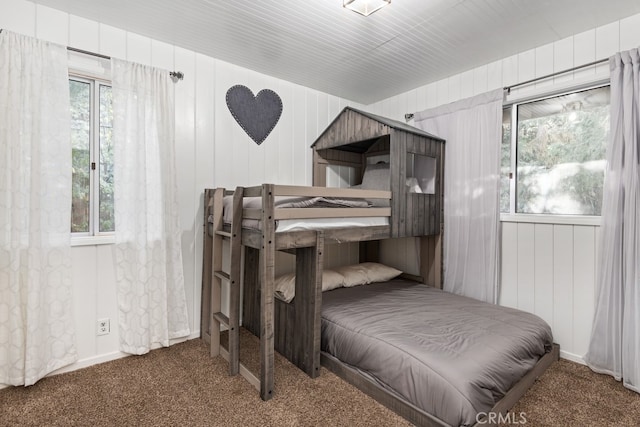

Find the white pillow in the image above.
[
  {"left": 274, "top": 269, "right": 345, "bottom": 303},
  {"left": 335, "top": 264, "right": 370, "bottom": 287},
  {"left": 322, "top": 269, "right": 346, "bottom": 292},
  {"left": 336, "top": 262, "right": 402, "bottom": 287},
  {"left": 274, "top": 273, "right": 296, "bottom": 303},
  {"left": 406, "top": 177, "right": 423, "bottom": 193},
  {"left": 360, "top": 262, "right": 403, "bottom": 283}
]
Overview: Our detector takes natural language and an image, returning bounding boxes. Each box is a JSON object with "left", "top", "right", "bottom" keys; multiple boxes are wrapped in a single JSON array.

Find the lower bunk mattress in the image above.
[{"left": 320, "top": 279, "right": 553, "bottom": 427}]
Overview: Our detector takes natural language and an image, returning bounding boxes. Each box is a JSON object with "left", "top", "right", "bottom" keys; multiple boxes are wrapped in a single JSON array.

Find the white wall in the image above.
[
  {"left": 0, "top": 0, "right": 363, "bottom": 374},
  {"left": 370, "top": 12, "right": 640, "bottom": 363}
]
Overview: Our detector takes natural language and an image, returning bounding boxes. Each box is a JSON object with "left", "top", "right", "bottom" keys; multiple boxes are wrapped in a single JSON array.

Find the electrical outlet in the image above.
[{"left": 97, "top": 318, "right": 110, "bottom": 336}]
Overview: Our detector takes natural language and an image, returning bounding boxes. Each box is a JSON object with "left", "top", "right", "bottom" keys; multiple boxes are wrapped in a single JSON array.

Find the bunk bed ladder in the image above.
[{"left": 210, "top": 187, "right": 243, "bottom": 377}]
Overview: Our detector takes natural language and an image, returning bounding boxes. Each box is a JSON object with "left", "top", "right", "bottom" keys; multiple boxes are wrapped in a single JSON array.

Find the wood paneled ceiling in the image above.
[{"left": 32, "top": 0, "right": 640, "bottom": 104}]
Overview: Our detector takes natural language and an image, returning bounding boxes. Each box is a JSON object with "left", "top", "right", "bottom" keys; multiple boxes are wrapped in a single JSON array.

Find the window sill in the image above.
[
  {"left": 71, "top": 235, "right": 115, "bottom": 247},
  {"left": 500, "top": 213, "right": 601, "bottom": 227}
]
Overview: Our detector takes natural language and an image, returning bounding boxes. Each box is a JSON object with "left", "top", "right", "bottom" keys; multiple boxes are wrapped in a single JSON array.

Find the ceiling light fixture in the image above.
[{"left": 343, "top": 0, "right": 391, "bottom": 17}]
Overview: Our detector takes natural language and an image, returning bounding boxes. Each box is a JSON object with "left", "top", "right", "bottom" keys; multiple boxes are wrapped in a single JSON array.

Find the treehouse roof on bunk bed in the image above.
[
  {"left": 311, "top": 106, "right": 446, "bottom": 239},
  {"left": 311, "top": 106, "right": 444, "bottom": 151}
]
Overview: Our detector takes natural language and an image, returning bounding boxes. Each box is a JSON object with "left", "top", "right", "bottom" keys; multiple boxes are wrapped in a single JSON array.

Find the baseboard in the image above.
[
  {"left": 1, "top": 331, "right": 201, "bottom": 389},
  {"left": 559, "top": 349, "right": 586, "bottom": 365}
]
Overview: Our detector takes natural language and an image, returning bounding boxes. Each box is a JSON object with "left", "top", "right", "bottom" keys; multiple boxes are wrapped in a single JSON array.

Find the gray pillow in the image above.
[
  {"left": 360, "top": 163, "right": 390, "bottom": 206},
  {"left": 361, "top": 162, "right": 390, "bottom": 190}
]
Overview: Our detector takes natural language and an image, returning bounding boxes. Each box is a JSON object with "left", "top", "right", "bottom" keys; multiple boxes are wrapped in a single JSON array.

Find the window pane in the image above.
[
  {"left": 70, "top": 80, "right": 91, "bottom": 233},
  {"left": 99, "top": 85, "right": 114, "bottom": 232},
  {"left": 500, "top": 107, "right": 511, "bottom": 213},
  {"left": 516, "top": 86, "right": 610, "bottom": 215}
]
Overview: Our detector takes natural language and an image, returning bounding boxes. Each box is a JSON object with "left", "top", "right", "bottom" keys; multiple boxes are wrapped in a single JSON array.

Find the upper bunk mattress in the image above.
[
  {"left": 321, "top": 280, "right": 553, "bottom": 427},
  {"left": 220, "top": 194, "right": 388, "bottom": 232}
]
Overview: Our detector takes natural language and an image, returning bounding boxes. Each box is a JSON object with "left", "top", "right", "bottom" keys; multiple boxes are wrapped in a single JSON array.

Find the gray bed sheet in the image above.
[{"left": 321, "top": 280, "right": 553, "bottom": 427}]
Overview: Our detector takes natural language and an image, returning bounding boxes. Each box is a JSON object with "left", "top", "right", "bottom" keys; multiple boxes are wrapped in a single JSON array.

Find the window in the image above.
[
  {"left": 501, "top": 85, "right": 610, "bottom": 216},
  {"left": 70, "top": 77, "right": 114, "bottom": 236}
]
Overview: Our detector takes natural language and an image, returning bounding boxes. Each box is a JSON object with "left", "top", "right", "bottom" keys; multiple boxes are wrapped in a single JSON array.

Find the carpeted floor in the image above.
[{"left": 1, "top": 330, "right": 639, "bottom": 427}]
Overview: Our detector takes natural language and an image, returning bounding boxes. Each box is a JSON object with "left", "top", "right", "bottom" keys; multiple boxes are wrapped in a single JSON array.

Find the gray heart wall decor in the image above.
[{"left": 226, "top": 85, "right": 283, "bottom": 145}]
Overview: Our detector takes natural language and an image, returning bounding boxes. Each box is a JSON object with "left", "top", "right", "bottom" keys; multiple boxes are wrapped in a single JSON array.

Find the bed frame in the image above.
[
  {"left": 201, "top": 182, "right": 441, "bottom": 396},
  {"left": 321, "top": 344, "right": 560, "bottom": 427},
  {"left": 201, "top": 107, "right": 558, "bottom": 425},
  {"left": 202, "top": 107, "right": 447, "bottom": 399}
]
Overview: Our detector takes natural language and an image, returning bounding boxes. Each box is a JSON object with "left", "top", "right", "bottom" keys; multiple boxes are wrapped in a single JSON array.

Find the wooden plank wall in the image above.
[{"left": 500, "top": 222, "right": 598, "bottom": 362}]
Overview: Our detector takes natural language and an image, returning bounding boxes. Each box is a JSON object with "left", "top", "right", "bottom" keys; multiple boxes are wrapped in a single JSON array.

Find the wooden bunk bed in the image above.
[
  {"left": 201, "top": 107, "right": 445, "bottom": 398},
  {"left": 201, "top": 107, "right": 558, "bottom": 426}
]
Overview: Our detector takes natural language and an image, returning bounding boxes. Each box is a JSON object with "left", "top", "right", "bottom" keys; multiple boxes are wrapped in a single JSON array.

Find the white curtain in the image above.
[
  {"left": 586, "top": 48, "right": 640, "bottom": 393},
  {"left": 112, "top": 58, "right": 190, "bottom": 355},
  {"left": 0, "top": 31, "right": 76, "bottom": 385},
  {"left": 413, "top": 89, "right": 503, "bottom": 303}
]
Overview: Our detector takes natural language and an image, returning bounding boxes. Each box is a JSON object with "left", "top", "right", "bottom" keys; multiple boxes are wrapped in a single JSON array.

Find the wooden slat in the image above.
[
  {"left": 272, "top": 185, "right": 390, "bottom": 200},
  {"left": 227, "top": 186, "right": 244, "bottom": 376},
  {"left": 219, "top": 347, "right": 260, "bottom": 392},
  {"left": 389, "top": 130, "right": 402, "bottom": 238},
  {"left": 210, "top": 188, "right": 225, "bottom": 358},
  {"left": 242, "top": 247, "right": 261, "bottom": 337},
  {"left": 399, "top": 132, "right": 408, "bottom": 238},
  {"left": 243, "top": 186, "right": 263, "bottom": 197},
  {"left": 321, "top": 343, "right": 560, "bottom": 427},
  {"left": 432, "top": 141, "right": 440, "bottom": 235},
  {"left": 438, "top": 142, "right": 444, "bottom": 232},
  {"left": 275, "top": 293, "right": 288, "bottom": 362},
  {"left": 215, "top": 230, "right": 231, "bottom": 238},
  {"left": 200, "top": 189, "right": 215, "bottom": 343},
  {"left": 260, "top": 183, "right": 276, "bottom": 401},
  {"left": 214, "top": 270, "right": 230, "bottom": 281},
  {"left": 293, "top": 232, "right": 324, "bottom": 377},
  {"left": 212, "top": 311, "right": 229, "bottom": 327},
  {"left": 489, "top": 344, "right": 560, "bottom": 415},
  {"left": 245, "top": 206, "right": 391, "bottom": 220},
  {"left": 313, "top": 149, "right": 327, "bottom": 187},
  {"left": 321, "top": 352, "right": 449, "bottom": 427},
  {"left": 241, "top": 229, "right": 262, "bottom": 250},
  {"left": 274, "top": 207, "right": 390, "bottom": 220},
  {"left": 273, "top": 225, "right": 391, "bottom": 250}
]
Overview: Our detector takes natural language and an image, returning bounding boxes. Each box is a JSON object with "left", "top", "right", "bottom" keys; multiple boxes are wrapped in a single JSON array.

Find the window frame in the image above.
[
  {"left": 500, "top": 78, "right": 610, "bottom": 227},
  {"left": 69, "top": 72, "right": 115, "bottom": 246}
]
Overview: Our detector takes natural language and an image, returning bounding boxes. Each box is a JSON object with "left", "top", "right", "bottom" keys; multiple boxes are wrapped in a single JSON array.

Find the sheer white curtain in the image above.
[
  {"left": 413, "top": 89, "right": 503, "bottom": 303},
  {"left": 112, "top": 59, "right": 190, "bottom": 355},
  {"left": 586, "top": 48, "right": 640, "bottom": 393},
  {"left": 0, "top": 30, "right": 76, "bottom": 385}
]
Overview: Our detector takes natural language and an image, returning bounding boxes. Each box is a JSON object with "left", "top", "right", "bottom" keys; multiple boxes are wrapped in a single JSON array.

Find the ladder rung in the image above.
[
  {"left": 215, "top": 230, "right": 231, "bottom": 238},
  {"left": 212, "top": 311, "right": 229, "bottom": 327},
  {"left": 214, "top": 270, "right": 231, "bottom": 281}
]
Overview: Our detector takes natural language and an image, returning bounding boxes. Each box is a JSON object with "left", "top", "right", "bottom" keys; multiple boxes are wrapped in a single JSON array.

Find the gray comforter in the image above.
[{"left": 321, "top": 280, "right": 553, "bottom": 427}]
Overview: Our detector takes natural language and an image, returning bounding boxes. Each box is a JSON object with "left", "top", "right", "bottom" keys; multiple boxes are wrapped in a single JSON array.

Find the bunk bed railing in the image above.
[
  {"left": 243, "top": 207, "right": 390, "bottom": 220},
  {"left": 237, "top": 184, "right": 392, "bottom": 221}
]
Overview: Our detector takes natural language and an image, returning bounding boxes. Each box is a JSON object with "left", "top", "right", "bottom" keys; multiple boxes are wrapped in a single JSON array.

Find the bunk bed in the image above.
[
  {"left": 201, "top": 106, "right": 445, "bottom": 393},
  {"left": 200, "top": 106, "right": 558, "bottom": 426}
]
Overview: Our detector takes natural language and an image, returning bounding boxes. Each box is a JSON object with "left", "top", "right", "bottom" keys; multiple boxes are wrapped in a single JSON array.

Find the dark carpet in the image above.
[{"left": 1, "top": 330, "right": 638, "bottom": 427}]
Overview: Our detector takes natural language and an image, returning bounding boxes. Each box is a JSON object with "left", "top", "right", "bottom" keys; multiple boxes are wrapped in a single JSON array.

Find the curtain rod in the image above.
[
  {"left": 67, "top": 46, "right": 184, "bottom": 81},
  {"left": 404, "top": 56, "right": 610, "bottom": 122},
  {"left": 0, "top": 29, "right": 184, "bottom": 81},
  {"left": 503, "top": 57, "right": 608, "bottom": 93}
]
